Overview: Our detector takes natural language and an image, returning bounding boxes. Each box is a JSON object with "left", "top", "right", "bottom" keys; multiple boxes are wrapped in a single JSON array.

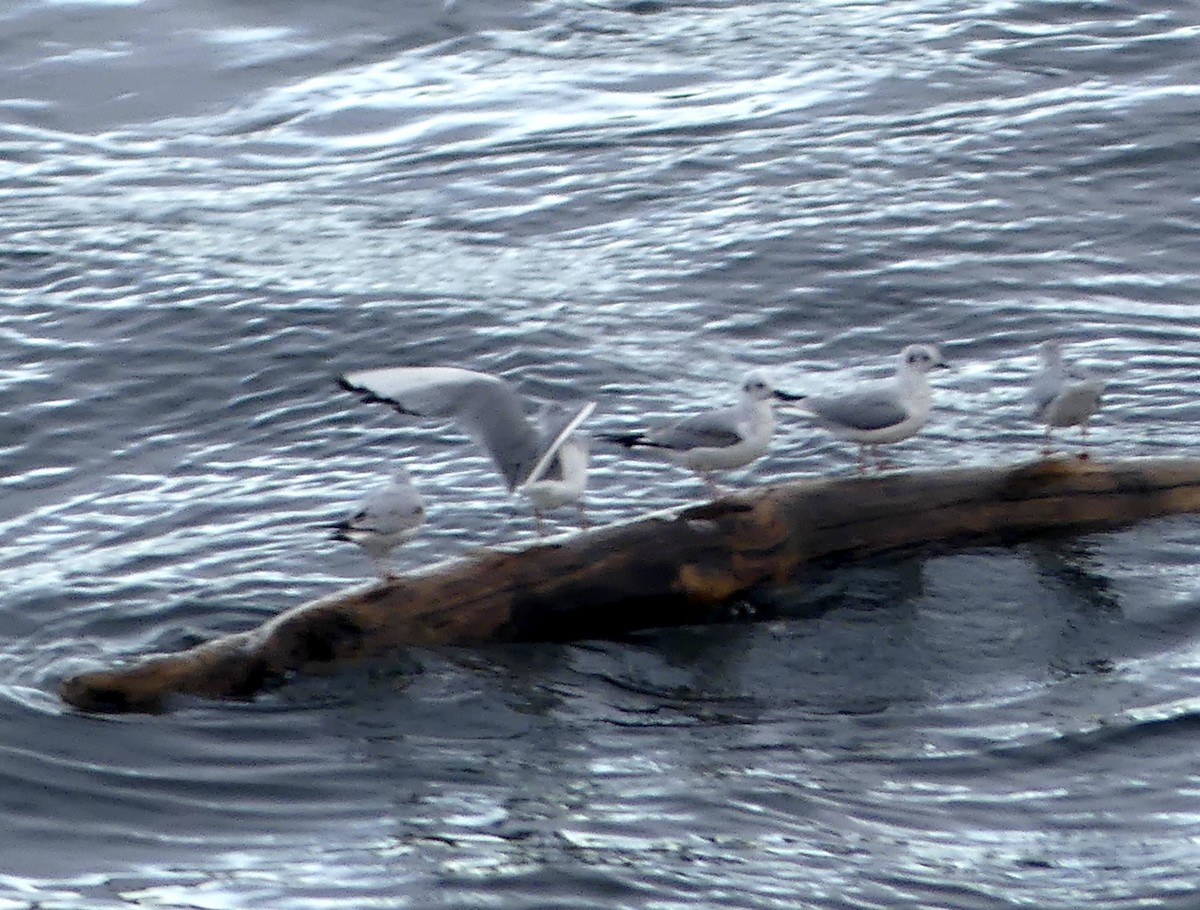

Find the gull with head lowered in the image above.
[
  {"left": 599, "top": 369, "right": 803, "bottom": 495},
  {"left": 789, "top": 343, "right": 949, "bottom": 473},
  {"left": 330, "top": 466, "right": 426, "bottom": 579},
  {"left": 338, "top": 366, "right": 595, "bottom": 535},
  {"left": 1026, "top": 340, "right": 1106, "bottom": 458}
]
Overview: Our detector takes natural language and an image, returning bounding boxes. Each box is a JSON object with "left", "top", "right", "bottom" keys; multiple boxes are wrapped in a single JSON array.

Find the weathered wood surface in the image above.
[{"left": 59, "top": 457, "right": 1200, "bottom": 713}]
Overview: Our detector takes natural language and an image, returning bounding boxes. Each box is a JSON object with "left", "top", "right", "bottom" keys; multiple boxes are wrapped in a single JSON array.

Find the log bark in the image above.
[{"left": 59, "top": 457, "right": 1200, "bottom": 713}]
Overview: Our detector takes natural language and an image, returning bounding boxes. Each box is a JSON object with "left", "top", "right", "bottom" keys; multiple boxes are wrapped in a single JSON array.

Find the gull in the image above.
[
  {"left": 330, "top": 467, "right": 425, "bottom": 580},
  {"left": 598, "top": 369, "right": 803, "bottom": 495},
  {"left": 515, "top": 401, "right": 592, "bottom": 534},
  {"left": 791, "top": 343, "right": 949, "bottom": 472},
  {"left": 1026, "top": 340, "right": 1106, "bottom": 458},
  {"left": 337, "top": 366, "right": 595, "bottom": 535}
]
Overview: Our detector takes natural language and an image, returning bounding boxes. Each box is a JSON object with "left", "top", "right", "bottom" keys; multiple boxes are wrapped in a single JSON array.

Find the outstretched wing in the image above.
[{"left": 338, "top": 366, "right": 542, "bottom": 491}]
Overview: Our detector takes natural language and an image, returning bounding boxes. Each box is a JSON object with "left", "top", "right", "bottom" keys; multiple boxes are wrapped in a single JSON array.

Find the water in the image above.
[{"left": 3, "top": 0, "right": 1200, "bottom": 906}]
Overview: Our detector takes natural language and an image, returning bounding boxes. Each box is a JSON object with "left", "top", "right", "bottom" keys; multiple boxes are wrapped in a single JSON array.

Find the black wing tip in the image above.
[
  {"left": 326, "top": 512, "right": 363, "bottom": 540},
  {"left": 335, "top": 374, "right": 421, "bottom": 415},
  {"left": 335, "top": 374, "right": 381, "bottom": 405},
  {"left": 598, "top": 431, "right": 668, "bottom": 450},
  {"left": 597, "top": 431, "right": 639, "bottom": 447},
  {"left": 335, "top": 374, "right": 384, "bottom": 405}
]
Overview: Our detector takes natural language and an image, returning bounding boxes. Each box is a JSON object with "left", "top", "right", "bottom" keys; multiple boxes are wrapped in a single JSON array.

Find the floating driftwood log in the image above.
[{"left": 60, "top": 457, "right": 1200, "bottom": 713}]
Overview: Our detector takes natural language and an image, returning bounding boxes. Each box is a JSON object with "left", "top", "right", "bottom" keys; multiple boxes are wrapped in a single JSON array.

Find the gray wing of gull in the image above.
[
  {"left": 646, "top": 407, "right": 744, "bottom": 451},
  {"left": 1025, "top": 367, "right": 1065, "bottom": 420},
  {"left": 339, "top": 366, "right": 542, "bottom": 491},
  {"left": 804, "top": 389, "right": 910, "bottom": 432},
  {"left": 523, "top": 401, "right": 594, "bottom": 484}
]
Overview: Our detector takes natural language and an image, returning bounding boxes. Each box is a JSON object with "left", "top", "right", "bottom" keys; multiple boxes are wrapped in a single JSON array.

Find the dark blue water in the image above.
[{"left": 4, "top": 0, "right": 1200, "bottom": 906}]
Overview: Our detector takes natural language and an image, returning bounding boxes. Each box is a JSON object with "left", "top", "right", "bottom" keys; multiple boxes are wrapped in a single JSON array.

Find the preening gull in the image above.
[{"left": 1026, "top": 340, "right": 1106, "bottom": 458}]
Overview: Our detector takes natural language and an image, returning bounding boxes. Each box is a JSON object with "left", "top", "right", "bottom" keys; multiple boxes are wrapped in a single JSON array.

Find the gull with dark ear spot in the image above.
[
  {"left": 337, "top": 366, "right": 595, "bottom": 535},
  {"left": 1026, "top": 340, "right": 1106, "bottom": 459},
  {"left": 788, "top": 344, "right": 949, "bottom": 473},
  {"left": 330, "top": 467, "right": 426, "bottom": 580},
  {"left": 598, "top": 369, "right": 804, "bottom": 496}
]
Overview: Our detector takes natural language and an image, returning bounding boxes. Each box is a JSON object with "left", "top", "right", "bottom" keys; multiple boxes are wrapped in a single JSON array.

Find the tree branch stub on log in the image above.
[{"left": 58, "top": 457, "right": 1200, "bottom": 713}]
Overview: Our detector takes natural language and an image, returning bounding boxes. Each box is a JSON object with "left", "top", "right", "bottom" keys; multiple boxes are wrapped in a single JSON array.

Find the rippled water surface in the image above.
[{"left": 4, "top": 0, "right": 1200, "bottom": 906}]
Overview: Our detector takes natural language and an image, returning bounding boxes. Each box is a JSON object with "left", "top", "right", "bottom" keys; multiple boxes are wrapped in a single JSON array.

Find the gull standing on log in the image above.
[
  {"left": 1026, "top": 340, "right": 1106, "bottom": 458},
  {"left": 790, "top": 343, "right": 949, "bottom": 472},
  {"left": 599, "top": 370, "right": 804, "bottom": 495},
  {"left": 330, "top": 467, "right": 426, "bottom": 579},
  {"left": 337, "top": 366, "right": 595, "bottom": 535}
]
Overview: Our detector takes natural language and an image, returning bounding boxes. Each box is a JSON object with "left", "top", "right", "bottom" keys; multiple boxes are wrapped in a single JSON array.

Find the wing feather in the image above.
[
  {"left": 339, "top": 366, "right": 541, "bottom": 490},
  {"left": 803, "top": 389, "right": 909, "bottom": 432},
  {"left": 647, "top": 408, "right": 745, "bottom": 450}
]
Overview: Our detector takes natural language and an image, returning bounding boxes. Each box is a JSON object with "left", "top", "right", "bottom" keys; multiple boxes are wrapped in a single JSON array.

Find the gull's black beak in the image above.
[{"left": 773, "top": 389, "right": 806, "bottom": 402}]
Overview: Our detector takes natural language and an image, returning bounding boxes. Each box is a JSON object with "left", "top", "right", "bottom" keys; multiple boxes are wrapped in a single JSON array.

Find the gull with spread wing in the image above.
[{"left": 338, "top": 366, "right": 595, "bottom": 535}]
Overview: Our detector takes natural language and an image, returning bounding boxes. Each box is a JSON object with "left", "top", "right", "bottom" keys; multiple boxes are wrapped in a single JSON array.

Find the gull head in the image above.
[
  {"left": 898, "top": 344, "right": 949, "bottom": 375},
  {"left": 1037, "top": 339, "right": 1065, "bottom": 366},
  {"left": 740, "top": 369, "right": 805, "bottom": 403}
]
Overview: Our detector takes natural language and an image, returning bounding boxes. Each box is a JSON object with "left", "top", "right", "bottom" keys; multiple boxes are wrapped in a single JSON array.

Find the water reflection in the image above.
[
  {"left": 1025, "top": 536, "right": 1121, "bottom": 613},
  {"left": 5, "top": 0, "right": 1200, "bottom": 903}
]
